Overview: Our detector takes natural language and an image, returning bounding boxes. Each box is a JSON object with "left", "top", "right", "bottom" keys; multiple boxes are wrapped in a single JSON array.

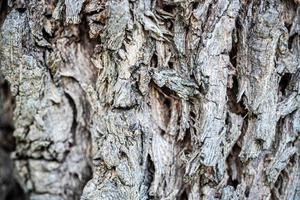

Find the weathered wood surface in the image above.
[{"left": 0, "top": 0, "right": 299, "bottom": 199}]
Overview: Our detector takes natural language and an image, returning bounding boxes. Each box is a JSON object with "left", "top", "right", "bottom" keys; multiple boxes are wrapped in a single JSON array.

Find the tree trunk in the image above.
[{"left": 0, "top": 0, "right": 300, "bottom": 199}]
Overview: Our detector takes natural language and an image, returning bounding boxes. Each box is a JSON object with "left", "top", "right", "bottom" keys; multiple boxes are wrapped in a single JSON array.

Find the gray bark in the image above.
[{"left": 0, "top": 0, "right": 300, "bottom": 199}]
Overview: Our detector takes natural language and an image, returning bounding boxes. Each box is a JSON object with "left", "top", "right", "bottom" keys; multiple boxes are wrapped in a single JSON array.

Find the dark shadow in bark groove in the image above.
[
  {"left": 78, "top": 15, "right": 100, "bottom": 53},
  {"left": 0, "top": 0, "right": 9, "bottom": 27},
  {"left": 0, "top": 77, "right": 27, "bottom": 200},
  {"left": 288, "top": 35, "right": 298, "bottom": 50},
  {"left": 226, "top": 75, "right": 247, "bottom": 117},
  {"left": 15, "top": 7, "right": 26, "bottom": 13},
  {"left": 5, "top": 182, "right": 27, "bottom": 200},
  {"left": 179, "top": 189, "right": 188, "bottom": 200},
  {"left": 64, "top": 92, "right": 78, "bottom": 146},
  {"left": 273, "top": 168, "right": 289, "bottom": 199},
  {"left": 226, "top": 143, "right": 242, "bottom": 189},
  {"left": 146, "top": 155, "right": 155, "bottom": 199},
  {"left": 229, "top": 31, "right": 238, "bottom": 68},
  {"left": 278, "top": 73, "right": 292, "bottom": 96}
]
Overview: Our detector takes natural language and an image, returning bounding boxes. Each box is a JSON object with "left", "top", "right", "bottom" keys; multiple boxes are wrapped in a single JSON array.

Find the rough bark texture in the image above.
[{"left": 0, "top": 0, "right": 300, "bottom": 199}]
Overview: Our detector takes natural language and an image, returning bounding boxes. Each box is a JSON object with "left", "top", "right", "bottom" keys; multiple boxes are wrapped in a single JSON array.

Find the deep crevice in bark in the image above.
[
  {"left": 146, "top": 155, "right": 155, "bottom": 199},
  {"left": 64, "top": 92, "right": 77, "bottom": 146},
  {"left": 0, "top": 0, "right": 8, "bottom": 26},
  {"left": 229, "top": 31, "right": 238, "bottom": 68},
  {"left": 179, "top": 189, "right": 188, "bottom": 200},
  {"left": 0, "top": 77, "right": 27, "bottom": 200},
  {"left": 226, "top": 143, "right": 242, "bottom": 189},
  {"left": 288, "top": 34, "right": 298, "bottom": 50},
  {"left": 227, "top": 75, "right": 247, "bottom": 117},
  {"left": 278, "top": 73, "right": 292, "bottom": 96}
]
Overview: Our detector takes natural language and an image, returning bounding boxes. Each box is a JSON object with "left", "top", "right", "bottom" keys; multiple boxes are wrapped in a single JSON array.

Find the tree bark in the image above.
[{"left": 0, "top": 0, "right": 300, "bottom": 199}]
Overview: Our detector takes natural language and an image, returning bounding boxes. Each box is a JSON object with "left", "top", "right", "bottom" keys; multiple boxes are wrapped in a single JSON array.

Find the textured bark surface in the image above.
[{"left": 0, "top": 0, "right": 300, "bottom": 199}]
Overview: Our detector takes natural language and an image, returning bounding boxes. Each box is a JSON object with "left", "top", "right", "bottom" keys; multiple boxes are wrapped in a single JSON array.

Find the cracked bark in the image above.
[{"left": 0, "top": 0, "right": 300, "bottom": 199}]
